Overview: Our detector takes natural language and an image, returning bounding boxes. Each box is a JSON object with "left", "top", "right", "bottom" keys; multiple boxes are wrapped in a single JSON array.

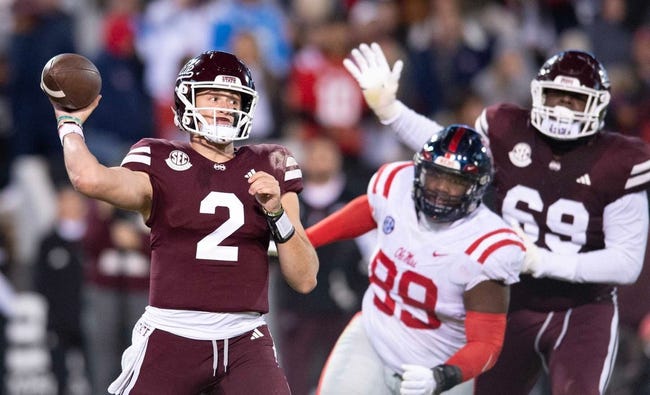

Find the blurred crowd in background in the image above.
[{"left": 0, "top": 0, "right": 648, "bottom": 394}]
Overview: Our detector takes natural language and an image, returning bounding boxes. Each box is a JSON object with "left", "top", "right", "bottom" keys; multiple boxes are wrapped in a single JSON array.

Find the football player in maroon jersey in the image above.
[
  {"left": 49, "top": 50, "right": 319, "bottom": 394},
  {"left": 344, "top": 43, "right": 650, "bottom": 395}
]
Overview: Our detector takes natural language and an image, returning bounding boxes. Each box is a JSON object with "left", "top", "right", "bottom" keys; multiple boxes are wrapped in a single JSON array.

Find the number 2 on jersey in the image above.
[
  {"left": 369, "top": 250, "right": 441, "bottom": 329},
  {"left": 196, "top": 192, "right": 245, "bottom": 261}
]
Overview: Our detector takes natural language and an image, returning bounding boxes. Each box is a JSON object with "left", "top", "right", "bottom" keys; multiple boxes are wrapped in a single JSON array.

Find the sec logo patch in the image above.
[
  {"left": 508, "top": 142, "right": 532, "bottom": 168},
  {"left": 382, "top": 216, "right": 395, "bottom": 234},
  {"left": 165, "top": 150, "right": 192, "bottom": 171}
]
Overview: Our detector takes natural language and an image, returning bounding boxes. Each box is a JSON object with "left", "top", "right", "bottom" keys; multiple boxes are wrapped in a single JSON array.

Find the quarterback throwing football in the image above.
[{"left": 50, "top": 50, "right": 318, "bottom": 394}]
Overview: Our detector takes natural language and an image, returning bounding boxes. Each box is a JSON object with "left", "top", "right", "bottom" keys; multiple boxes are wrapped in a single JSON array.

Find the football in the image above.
[{"left": 40, "top": 53, "right": 102, "bottom": 111}]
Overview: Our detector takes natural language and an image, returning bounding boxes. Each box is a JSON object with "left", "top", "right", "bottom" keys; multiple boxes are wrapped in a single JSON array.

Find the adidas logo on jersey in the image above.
[
  {"left": 576, "top": 174, "right": 591, "bottom": 185},
  {"left": 250, "top": 328, "right": 264, "bottom": 340}
]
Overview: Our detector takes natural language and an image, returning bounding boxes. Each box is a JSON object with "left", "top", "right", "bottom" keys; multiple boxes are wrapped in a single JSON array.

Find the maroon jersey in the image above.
[
  {"left": 121, "top": 138, "right": 303, "bottom": 313},
  {"left": 484, "top": 103, "right": 650, "bottom": 311}
]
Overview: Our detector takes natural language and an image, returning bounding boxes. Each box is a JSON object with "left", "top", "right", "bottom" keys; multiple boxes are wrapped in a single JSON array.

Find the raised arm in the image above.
[
  {"left": 343, "top": 42, "right": 444, "bottom": 151},
  {"left": 54, "top": 97, "right": 153, "bottom": 218}
]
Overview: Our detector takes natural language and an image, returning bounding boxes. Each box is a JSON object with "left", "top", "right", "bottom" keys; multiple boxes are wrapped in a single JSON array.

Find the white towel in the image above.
[{"left": 108, "top": 318, "right": 154, "bottom": 394}]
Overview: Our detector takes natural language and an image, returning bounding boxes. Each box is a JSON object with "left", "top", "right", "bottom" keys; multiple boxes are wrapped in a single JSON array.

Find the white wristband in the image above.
[
  {"left": 266, "top": 208, "right": 295, "bottom": 243},
  {"left": 274, "top": 210, "right": 294, "bottom": 239},
  {"left": 58, "top": 123, "right": 84, "bottom": 145}
]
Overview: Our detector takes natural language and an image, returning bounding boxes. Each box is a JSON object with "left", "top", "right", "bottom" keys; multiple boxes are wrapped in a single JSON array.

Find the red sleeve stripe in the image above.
[
  {"left": 465, "top": 228, "right": 524, "bottom": 264},
  {"left": 371, "top": 163, "right": 391, "bottom": 195},
  {"left": 475, "top": 239, "right": 525, "bottom": 264},
  {"left": 382, "top": 163, "right": 413, "bottom": 198},
  {"left": 372, "top": 162, "right": 413, "bottom": 198},
  {"left": 465, "top": 228, "right": 516, "bottom": 255}
]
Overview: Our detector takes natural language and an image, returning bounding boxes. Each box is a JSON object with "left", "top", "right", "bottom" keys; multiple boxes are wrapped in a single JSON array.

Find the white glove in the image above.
[
  {"left": 400, "top": 364, "right": 437, "bottom": 395},
  {"left": 343, "top": 42, "right": 403, "bottom": 123},
  {"left": 509, "top": 219, "right": 541, "bottom": 276}
]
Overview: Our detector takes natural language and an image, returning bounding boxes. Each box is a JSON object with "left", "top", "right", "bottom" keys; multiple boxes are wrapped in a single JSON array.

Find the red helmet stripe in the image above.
[{"left": 448, "top": 127, "right": 467, "bottom": 153}]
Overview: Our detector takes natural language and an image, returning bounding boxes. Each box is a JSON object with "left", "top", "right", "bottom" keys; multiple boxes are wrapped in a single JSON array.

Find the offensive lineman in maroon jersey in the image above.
[
  {"left": 48, "top": 51, "right": 319, "bottom": 394},
  {"left": 344, "top": 43, "right": 650, "bottom": 395}
]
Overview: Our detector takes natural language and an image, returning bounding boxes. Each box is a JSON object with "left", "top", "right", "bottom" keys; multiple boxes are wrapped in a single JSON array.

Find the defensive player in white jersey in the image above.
[
  {"left": 306, "top": 125, "right": 525, "bottom": 395},
  {"left": 345, "top": 43, "right": 650, "bottom": 395}
]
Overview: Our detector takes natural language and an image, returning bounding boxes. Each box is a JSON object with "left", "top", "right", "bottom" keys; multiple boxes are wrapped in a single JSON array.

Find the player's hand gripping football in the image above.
[
  {"left": 247, "top": 170, "right": 282, "bottom": 214},
  {"left": 343, "top": 42, "right": 403, "bottom": 123},
  {"left": 400, "top": 364, "right": 438, "bottom": 395},
  {"left": 53, "top": 96, "right": 101, "bottom": 124},
  {"left": 509, "top": 220, "right": 541, "bottom": 276}
]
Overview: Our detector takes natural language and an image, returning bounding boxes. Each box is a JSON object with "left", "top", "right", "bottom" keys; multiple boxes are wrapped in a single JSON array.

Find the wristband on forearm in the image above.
[
  {"left": 56, "top": 115, "right": 84, "bottom": 145},
  {"left": 264, "top": 206, "right": 295, "bottom": 243},
  {"left": 432, "top": 364, "right": 462, "bottom": 394}
]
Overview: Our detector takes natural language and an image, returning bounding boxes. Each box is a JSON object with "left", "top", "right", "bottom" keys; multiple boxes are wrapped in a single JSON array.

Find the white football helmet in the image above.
[{"left": 530, "top": 50, "right": 610, "bottom": 140}]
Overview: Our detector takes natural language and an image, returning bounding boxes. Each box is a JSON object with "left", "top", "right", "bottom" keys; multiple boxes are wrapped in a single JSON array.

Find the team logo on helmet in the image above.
[{"left": 216, "top": 75, "right": 241, "bottom": 85}]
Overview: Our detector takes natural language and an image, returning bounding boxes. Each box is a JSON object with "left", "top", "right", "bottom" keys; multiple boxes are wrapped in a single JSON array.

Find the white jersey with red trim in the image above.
[{"left": 363, "top": 161, "right": 523, "bottom": 373}]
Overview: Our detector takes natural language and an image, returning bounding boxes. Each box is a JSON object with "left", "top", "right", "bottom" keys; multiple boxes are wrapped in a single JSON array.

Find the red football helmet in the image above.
[
  {"left": 530, "top": 50, "right": 610, "bottom": 140},
  {"left": 174, "top": 51, "right": 258, "bottom": 142}
]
